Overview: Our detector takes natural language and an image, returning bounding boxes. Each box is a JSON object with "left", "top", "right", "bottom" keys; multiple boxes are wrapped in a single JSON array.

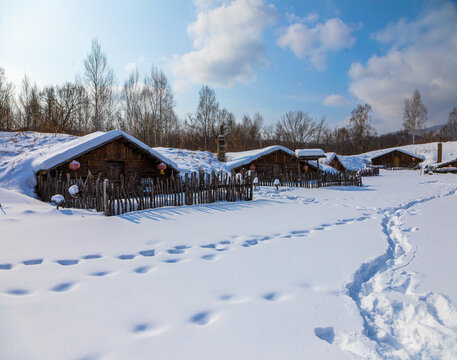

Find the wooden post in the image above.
[{"left": 103, "top": 179, "right": 109, "bottom": 216}]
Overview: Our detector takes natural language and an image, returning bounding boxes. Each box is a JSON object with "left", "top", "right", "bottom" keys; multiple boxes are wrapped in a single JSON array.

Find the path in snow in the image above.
[{"left": 340, "top": 186, "right": 457, "bottom": 359}]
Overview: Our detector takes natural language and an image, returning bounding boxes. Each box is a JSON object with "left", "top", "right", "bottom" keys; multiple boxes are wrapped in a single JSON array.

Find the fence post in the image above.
[{"left": 103, "top": 179, "right": 109, "bottom": 216}]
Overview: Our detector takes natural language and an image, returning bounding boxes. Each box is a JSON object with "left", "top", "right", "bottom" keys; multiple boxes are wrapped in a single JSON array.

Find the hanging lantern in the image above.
[
  {"left": 412, "top": 157, "right": 415, "bottom": 162},
  {"left": 249, "top": 164, "right": 256, "bottom": 171},
  {"left": 450, "top": 164, "right": 453, "bottom": 168},
  {"left": 157, "top": 162, "right": 167, "bottom": 175},
  {"left": 69, "top": 160, "right": 80, "bottom": 171},
  {"left": 303, "top": 165, "right": 309, "bottom": 172}
]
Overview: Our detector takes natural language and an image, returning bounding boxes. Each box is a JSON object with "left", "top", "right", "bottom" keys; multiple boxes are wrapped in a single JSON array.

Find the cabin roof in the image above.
[
  {"left": 295, "top": 148, "right": 326, "bottom": 159},
  {"left": 432, "top": 157, "right": 457, "bottom": 168},
  {"left": 34, "top": 130, "right": 179, "bottom": 173},
  {"left": 328, "top": 153, "right": 368, "bottom": 171},
  {"left": 370, "top": 148, "right": 425, "bottom": 161},
  {"left": 225, "top": 145, "right": 295, "bottom": 171}
]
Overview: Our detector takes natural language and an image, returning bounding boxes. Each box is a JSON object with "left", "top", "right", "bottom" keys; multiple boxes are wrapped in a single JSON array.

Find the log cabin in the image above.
[
  {"left": 34, "top": 131, "right": 179, "bottom": 190},
  {"left": 370, "top": 148, "right": 424, "bottom": 168},
  {"left": 224, "top": 146, "right": 330, "bottom": 177},
  {"left": 327, "top": 153, "right": 368, "bottom": 172}
]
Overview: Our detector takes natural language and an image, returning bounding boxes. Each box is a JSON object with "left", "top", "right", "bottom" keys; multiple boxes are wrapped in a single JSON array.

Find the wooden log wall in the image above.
[{"left": 36, "top": 172, "right": 253, "bottom": 216}]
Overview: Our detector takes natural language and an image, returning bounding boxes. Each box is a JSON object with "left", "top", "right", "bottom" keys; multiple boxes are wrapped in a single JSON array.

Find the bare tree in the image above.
[
  {"left": 83, "top": 39, "right": 114, "bottom": 131},
  {"left": 0, "top": 68, "right": 15, "bottom": 130},
  {"left": 349, "top": 103, "right": 376, "bottom": 153},
  {"left": 313, "top": 116, "right": 328, "bottom": 148},
  {"left": 195, "top": 85, "right": 219, "bottom": 150},
  {"left": 144, "top": 66, "right": 176, "bottom": 147},
  {"left": 18, "top": 75, "right": 41, "bottom": 130},
  {"left": 447, "top": 106, "right": 457, "bottom": 140},
  {"left": 276, "top": 111, "right": 316, "bottom": 149},
  {"left": 403, "top": 89, "right": 427, "bottom": 144}
]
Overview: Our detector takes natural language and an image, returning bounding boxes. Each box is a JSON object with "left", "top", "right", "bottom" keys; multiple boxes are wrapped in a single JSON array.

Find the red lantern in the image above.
[
  {"left": 69, "top": 160, "right": 80, "bottom": 171},
  {"left": 249, "top": 164, "right": 256, "bottom": 171},
  {"left": 450, "top": 164, "right": 453, "bottom": 168},
  {"left": 303, "top": 165, "right": 309, "bottom": 172},
  {"left": 412, "top": 157, "right": 415, "bottom": 162},
  {"left": 157, "top": 162, "right": 167, "bottom": 175}
]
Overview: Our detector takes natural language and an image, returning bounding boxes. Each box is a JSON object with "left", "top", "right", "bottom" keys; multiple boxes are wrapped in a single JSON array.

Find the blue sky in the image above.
[{"left": 1, "top": 0, "right": 456, "bottom": 133}]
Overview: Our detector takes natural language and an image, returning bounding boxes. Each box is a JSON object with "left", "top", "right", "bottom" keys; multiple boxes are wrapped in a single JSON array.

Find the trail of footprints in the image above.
[
  {"left": 0, "top": 213, "right": 376, "bottom": 339},
  {"left": 0, "top": 213, "right": 375, "bottom": 300}
]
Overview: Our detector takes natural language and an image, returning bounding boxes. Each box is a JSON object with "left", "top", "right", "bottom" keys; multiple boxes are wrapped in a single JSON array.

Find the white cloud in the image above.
[
  {"left": 277, "top": 17, "right": 355, "bottom": 70},
  {"left": 323, "top": 94, "right": 346, "bottom": 107},
  {"left": 349, "top": 2, "right": 457, "bottom": 132},
  {"left": 172, "top": 0, "right": 277, "bottom": 89}
]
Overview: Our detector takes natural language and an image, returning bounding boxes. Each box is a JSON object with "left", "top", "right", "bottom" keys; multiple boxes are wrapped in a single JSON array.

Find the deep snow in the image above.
[{"left": 1, "top": 170, "right": 457, "bottom": 359}]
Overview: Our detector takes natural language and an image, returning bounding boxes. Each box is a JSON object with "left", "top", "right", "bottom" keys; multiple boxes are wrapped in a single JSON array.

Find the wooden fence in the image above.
[
  {"left": 37, "top": 172, "right": 253, "bottom": 216},
  {"left": 255, "top": 171, "right": 362, "bottom": 188},
  {"left": 358, "top": 168, "right": 380, "bottom": 177}
]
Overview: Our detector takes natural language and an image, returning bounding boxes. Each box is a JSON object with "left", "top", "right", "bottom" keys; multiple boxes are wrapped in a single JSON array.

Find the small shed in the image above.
[
  {"left": 295, "top": 149, "right": 326, "bottom": 174},
  {"left": 371, "top": 149, "right": 424, "bottom": 168},
  {"left": 327, "top": 153, "right": 367, "bottom": 172},
  {"left": 225, "top": 146, "right": 297, "bottom": 176},
  {"left": 34, "top": 130, "right": 179, "bottom": 185}
]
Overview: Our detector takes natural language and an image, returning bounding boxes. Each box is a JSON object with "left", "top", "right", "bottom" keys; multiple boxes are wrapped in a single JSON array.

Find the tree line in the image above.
[{"left": 1, "top": 40, "right": 456, "bottom": 155}]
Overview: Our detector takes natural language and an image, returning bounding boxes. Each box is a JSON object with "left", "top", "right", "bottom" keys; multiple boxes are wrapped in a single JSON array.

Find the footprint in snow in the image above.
[
  {"left": 167, "top": 249, "right": 184, "bottom": 255},
  {"left": 90, "top": 271, "right": 111, "bottom": 277},
  {"left": 219, "top": 294, "right": 233, "bottom": 301},
  {"left": 201, "top": 243, "right": 216, "bottom": 249},
  {"left": 201, "top": 254, "right": 217, "bottom": 261},
  {"left": 174, "top": 245, "right": 192, "bottom": 250},
  {"left": 0, "top": 263, "right": 13, "bottom": 270},
  {"left": 6, "top": 288, "right": 30, "bottom": 296},
  {"left": 314, "top": 327, "right": 335, "bottom": 344},
  {"left": 134, "top": 266, "right": 152, "bottom": 274},
  {"left": 132, "top": 323, "right": 150, "bottom": 333},
  {"left": 118, "top": 254, "right": 135, "bottom": 260},
  {"left": 219, "top": 240, "right": 231, "bottom": 245},
  {"left": 23, "top": 259, "right": 43, "bottom": 265},
  {"left": 262, "top": 292, "right": 283, "bottom": 301},
  {"left": 163, "top": 258, "right": 181, "bottom": 264},
  {"left": 50, "top": 282, "right": 75, "bottom": 292},
  {"left": 56, "top": 259, "right": 79, "bottom": 266},
  {"left": 82, "top": 254, "right": 102, "bottom": 260},
  {"left": 139, "top": 249, "right": 155, "bottom": 257},
  {"left": 189, "top": 311, "right": 212, "bottom": 326}
]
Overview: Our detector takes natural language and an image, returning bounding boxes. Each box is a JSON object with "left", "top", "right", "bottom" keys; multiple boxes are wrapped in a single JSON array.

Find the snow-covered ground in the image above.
[{"left": 1, "top": 170, "right": 457, "bottom": 359}]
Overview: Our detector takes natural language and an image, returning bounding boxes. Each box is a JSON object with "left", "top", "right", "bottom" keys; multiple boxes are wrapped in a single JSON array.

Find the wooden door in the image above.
[
  {"left": 106, "top": 162, "right": 124, "bottom": 181},
  {"left": 393, "top": 156, "right": 400, "bottom": 167},
  {"left": 273, "top": 163, "right": 281, "bottom": 176}
]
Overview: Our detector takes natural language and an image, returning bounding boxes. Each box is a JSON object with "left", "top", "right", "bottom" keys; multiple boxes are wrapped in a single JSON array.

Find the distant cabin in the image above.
[
  {"left": 225, "top": 146, "right": 298, "bottom": 176},
  {"left": 371, "top": 149, "right": 424, "bottom": 168},
  {"left": 34, "top": 131, "right": 179, "bottom": 187},
  {"left": 327, "top": 153, "right": 367, "bottom": 172},
  {"left": 224, "top": 146, "right": 327, "bottom": 177}
]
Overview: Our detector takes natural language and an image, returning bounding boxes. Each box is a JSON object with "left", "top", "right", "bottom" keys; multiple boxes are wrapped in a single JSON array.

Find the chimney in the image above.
[
  {"left": 437, "top": 143, "right": 442, "bottom": 163},
  {"left": 217, "top": 135, "right": 226, "bottom": 162}
]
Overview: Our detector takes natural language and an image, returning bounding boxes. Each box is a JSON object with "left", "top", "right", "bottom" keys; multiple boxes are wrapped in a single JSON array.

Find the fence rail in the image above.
[
  {"left": 255, "top": 171, "right": 362, "bottom": 188},
  {"left": 37, "top": 172, "right": 253, "bottom": 216}
]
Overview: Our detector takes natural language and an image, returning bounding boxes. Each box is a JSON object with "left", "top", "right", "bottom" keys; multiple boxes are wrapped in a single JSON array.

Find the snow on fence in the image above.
[
  {"left": 256, "top": 171, "right": 362, "bottom": 188},
  {"left": 37, "top": 172, "right": 253, "bottom": 216}
]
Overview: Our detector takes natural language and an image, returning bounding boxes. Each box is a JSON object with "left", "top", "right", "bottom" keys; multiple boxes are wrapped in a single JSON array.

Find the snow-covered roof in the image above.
[
  {"left": 34, "top": 130, "right": 179, "bottom": 172},
  {"left": 370, "top": 148, "right": 425, "bottom": 161},
  {"left": 432, "top": 157, "right": 457, "bottom": 168},
  {"left": 225, "top": 146, "right": 295, "bottom": 171},
  {"left": 328, "top": 153, "right": 368, "bottom": 171},
  {"left": 295, "top": 149, "right": 326, "bottom": 158},
  {"left": 304, "top": 160, "right": 340, "bottom": 174}
]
